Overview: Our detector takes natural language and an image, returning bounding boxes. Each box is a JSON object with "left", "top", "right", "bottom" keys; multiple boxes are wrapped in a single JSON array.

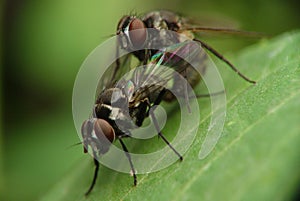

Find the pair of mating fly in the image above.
[{"left": 81, "top": 10, "right": 256, "bottom": 195}]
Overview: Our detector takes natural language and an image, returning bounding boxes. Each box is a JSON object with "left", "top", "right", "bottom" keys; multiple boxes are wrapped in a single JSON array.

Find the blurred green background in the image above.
[{"left": 1, "top": 0, "right": 300, "bottom": 200}]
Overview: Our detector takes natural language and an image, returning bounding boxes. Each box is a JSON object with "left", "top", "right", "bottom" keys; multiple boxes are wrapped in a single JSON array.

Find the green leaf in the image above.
[{"left": 40, "top": 31, "right": 300, "bottom": 201}]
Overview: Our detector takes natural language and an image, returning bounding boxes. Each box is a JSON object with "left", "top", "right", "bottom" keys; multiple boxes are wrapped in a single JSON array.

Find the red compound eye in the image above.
[
  {"left": 128, "top": 18, "right": 147, "bottom": 48},
  {"left": 94, "top": 119, "right": 115, "bottom": 143}
]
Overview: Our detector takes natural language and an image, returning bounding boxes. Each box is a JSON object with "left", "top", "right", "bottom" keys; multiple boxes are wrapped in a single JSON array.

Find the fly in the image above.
[
  {"left": 81, "top": 38, "right": 203, "bottom": 195},
  {"left": 116, "top": 10, "right": 257, "bottom": 85},
  {"left": 81, "top": 10, "right": 259, "bottom": 195}
]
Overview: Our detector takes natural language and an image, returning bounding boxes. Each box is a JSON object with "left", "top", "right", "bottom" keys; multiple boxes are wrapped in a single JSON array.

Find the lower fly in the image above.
[{"left": 81, "top": 41, "right": 200, "bottom": 195}]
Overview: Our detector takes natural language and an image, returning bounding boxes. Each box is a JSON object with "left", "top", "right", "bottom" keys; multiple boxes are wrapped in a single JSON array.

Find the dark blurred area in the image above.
[{"left": 1, "top": 0, "right": 300, "bottom": 200}]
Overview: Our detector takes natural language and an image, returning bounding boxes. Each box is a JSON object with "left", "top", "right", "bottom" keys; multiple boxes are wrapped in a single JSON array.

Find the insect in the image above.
[
  {"left": 81, "top": 40, "right": 201, "bottom": 195},
  {"left": 81, "top": 10, "right": 257, "bottom": 195},
  {"left": 116, "top": 10, "right": 256, "bottom": 85}
]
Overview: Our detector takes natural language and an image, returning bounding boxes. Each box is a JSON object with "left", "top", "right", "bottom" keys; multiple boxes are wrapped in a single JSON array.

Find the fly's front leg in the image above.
[{"left": 85, "top": 152, "right": 100, "bottom": 196}]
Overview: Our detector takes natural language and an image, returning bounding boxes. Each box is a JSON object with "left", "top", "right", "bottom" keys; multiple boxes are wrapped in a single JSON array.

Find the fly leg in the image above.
[
  {"left": 149, "top": 109, "right": 183, "bottom": 161},
  {"left": 85, "top": 154, "right": 100, "bottom": 196},
  {"left": 149, "top": 90, "right": 182, "bottom": 160},
  {"left": 194, "top": 38, "right": 256, "bottom": 84},
  {"left": 118, "top": 137, "right": 137, "bottom": 186}
]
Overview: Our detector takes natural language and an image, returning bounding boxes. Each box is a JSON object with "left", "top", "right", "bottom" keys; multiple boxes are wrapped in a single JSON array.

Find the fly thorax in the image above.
[{"left": 129, "top": 99, "right": 150, "bottom": 127}]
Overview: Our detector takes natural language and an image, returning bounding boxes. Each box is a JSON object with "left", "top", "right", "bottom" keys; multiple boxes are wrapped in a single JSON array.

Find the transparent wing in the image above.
[{"left": 125, "top": 40, "right": 205, "bottom": 105}]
